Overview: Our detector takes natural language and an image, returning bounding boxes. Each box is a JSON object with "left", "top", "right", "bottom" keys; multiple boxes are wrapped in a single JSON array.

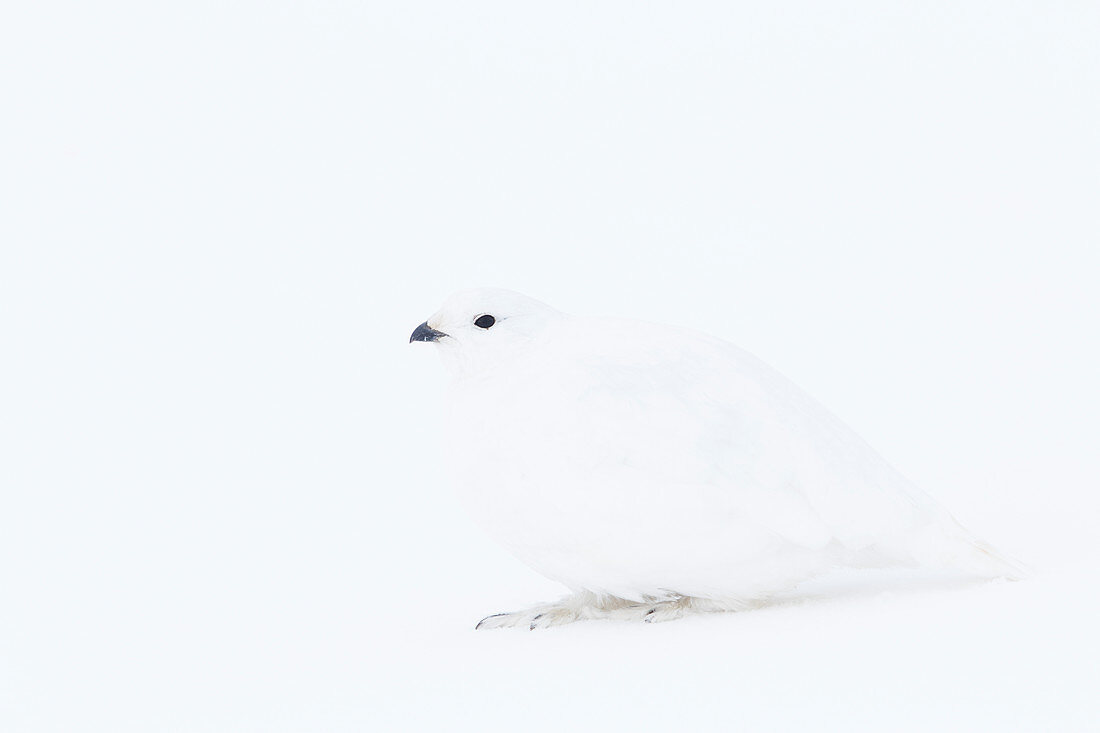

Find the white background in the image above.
[{"left": 2, "top": 2, "right": 1098, "bottom": 731}]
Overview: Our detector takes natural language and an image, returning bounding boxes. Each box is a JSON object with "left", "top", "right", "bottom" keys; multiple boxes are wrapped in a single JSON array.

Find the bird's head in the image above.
[{"left": 409, "top": 288, "right": 562, "bottom": 377}]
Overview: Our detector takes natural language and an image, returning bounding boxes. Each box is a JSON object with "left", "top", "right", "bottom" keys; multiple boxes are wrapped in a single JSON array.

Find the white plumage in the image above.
[{"left": 410, "top": 288, "right": 1023, "bottom": 628}]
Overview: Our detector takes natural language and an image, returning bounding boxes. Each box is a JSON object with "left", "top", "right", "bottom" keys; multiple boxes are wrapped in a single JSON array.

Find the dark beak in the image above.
[{"left": 409, "top": 321, "right": 447, "bottom": 343}]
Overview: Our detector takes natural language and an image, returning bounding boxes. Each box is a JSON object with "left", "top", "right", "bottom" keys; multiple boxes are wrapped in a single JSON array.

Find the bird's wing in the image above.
[{"left": 556, "top": 316, "right": 946, "bottom": 556}]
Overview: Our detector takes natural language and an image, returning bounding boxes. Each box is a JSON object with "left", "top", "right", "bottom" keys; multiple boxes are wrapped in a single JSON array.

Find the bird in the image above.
[{"left": 409, "top": 288, "right": 1024, "bottom": 629}]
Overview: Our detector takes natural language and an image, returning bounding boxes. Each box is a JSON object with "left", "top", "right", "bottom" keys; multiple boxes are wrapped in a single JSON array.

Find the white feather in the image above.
[{"left": 415, "top": 289, "right": 1022, "bottom": 621}]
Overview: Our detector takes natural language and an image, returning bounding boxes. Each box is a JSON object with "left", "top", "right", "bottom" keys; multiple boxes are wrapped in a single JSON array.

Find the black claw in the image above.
[
  {"left": 645, "top": 607, "right": 657, "bottom": 616},
  {"left": 529, "top": 614, "right": 544, "bottom": 630},
  {"left": 476, "top": 613, "right": 507, "bottom": 630}
]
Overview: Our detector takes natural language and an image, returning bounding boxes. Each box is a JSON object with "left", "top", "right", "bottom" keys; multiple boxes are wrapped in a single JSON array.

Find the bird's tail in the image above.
[
  {"left": 953, "top": 534, "right": 1029, "bottom": 580},
  {"left": 862, "top": 518, "right": 1029, "bottom": 580},
  {"left": 912, "top": 520, "right": 1030, "bottom": 580}
]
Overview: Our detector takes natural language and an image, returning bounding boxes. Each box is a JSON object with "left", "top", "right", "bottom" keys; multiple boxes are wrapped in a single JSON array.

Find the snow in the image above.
[{"left": 2, "top": 1, "right": 1098, "bottom": 731}]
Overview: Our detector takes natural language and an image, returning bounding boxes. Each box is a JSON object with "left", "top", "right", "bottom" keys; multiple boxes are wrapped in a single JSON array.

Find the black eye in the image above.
[{"left": 474, "top": 314, "right": 496, "bottom": 329}]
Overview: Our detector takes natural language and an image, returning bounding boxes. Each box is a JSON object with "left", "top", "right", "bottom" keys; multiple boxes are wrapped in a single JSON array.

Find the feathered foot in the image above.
[
  {"left": 475, "top": 601, "right": 583, "bottom": 630},
  {"left": 475, "top": 592, "right": 764, "bottom": 629}
]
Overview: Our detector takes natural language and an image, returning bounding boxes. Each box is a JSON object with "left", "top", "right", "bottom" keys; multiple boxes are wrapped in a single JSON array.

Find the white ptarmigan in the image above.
[{"left": 409, "top": 288, "right": 1023, "bottom": 629}]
